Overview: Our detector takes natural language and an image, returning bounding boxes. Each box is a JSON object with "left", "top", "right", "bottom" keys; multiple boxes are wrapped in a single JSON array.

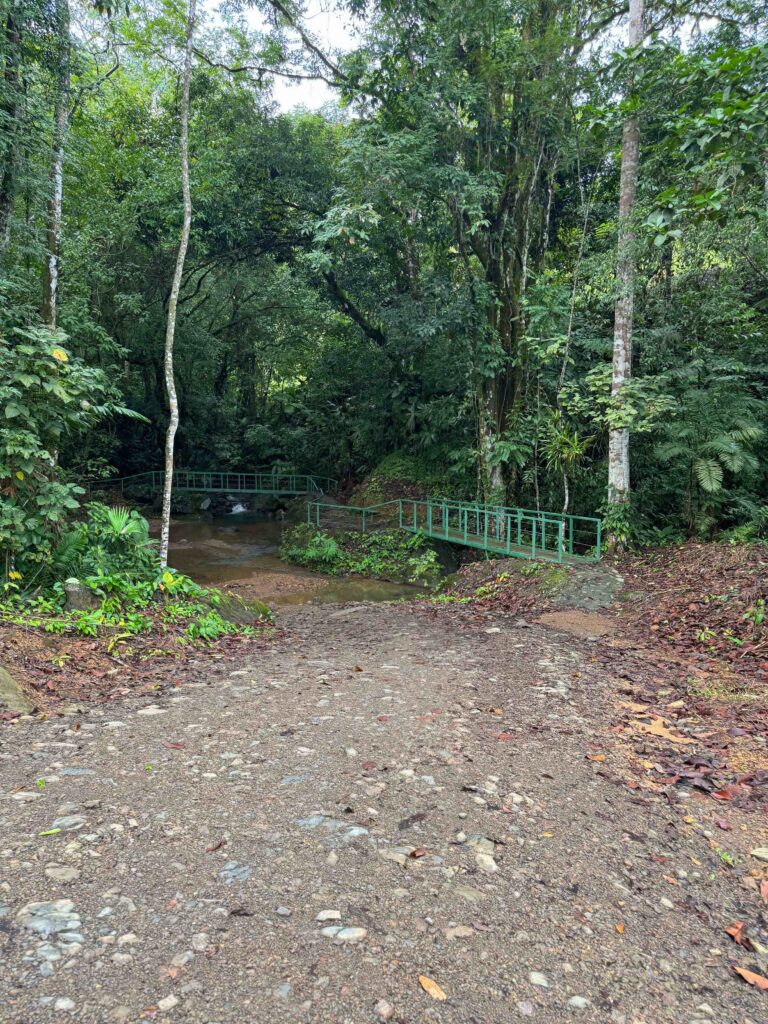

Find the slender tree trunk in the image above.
[
  {"left": 0, "top": 0, "right": 21, "bottom": 261},
  {"left": 159, "top": 0, "right": 196, "bottom": 568},
  {"left": 607, "top": 0, "right": 644, "bottom": 536},
  {"left": 41, "top": 0, "right": 70, "bottom": 329}
]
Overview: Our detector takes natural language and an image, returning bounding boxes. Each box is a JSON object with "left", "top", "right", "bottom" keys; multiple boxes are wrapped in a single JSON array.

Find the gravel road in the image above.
[{"left": 0, "top": 602, "right": 763, "bottom": 1023}]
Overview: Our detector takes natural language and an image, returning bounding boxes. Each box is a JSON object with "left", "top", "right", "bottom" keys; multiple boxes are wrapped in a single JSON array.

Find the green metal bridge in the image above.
[
  {"left": 100, "top": 468, "right": 601, "bottom": 562},
  {"left": 307, "top": 498, "right": 602, "bottom": 562},
  {"left": 104, "top": 469, "right": 337, "bottom": 497}
]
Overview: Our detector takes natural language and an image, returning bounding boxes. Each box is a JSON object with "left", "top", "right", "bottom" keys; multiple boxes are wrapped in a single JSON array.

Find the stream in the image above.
[{"left": 164, "top": 513, "right": 424, "bottom": 607}]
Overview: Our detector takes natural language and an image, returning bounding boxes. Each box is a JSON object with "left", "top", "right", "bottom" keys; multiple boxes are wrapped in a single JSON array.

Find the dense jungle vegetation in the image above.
[{"left": 1, "top": 0, "right": 767, "bottom": 583}]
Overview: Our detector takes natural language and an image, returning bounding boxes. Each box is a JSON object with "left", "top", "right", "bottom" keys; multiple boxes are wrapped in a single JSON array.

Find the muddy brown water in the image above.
[{"left": 164, "top": 514, "right": 424, "bottom": 607}]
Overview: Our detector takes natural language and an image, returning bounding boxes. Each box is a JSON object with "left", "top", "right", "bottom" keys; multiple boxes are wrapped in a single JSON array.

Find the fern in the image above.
[{"left": 694, "top": 458, "right": 724, "bottom": 493}]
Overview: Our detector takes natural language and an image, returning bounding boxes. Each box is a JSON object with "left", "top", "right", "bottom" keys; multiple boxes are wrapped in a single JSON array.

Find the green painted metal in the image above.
[
  {"left": 306, "top": 497, "right": 602, "bottom": 562},
  {"left": 102, "top": 469, "right": 336, "bottom": 497}
]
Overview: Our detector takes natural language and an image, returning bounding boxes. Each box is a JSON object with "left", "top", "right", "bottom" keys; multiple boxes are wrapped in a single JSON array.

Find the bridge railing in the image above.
[
  {"left": 397, "top": 499, "right": 601, "bottom": 561},
  {"left": 99, "top": 470, "right": 336, "bottom": 496},
  {"left": 306, "top": 500, "right": 400, "bottom": 532},
  {"left": 306, "top": 497, "right": 601, "bottom": 561}
]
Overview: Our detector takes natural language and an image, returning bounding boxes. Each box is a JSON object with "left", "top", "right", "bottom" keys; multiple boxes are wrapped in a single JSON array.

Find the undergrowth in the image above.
[
  {"left": 2, "top": 503, "right": 273, "bottom": 652},
  {"left": 280, "top": 524, "right": 442, "bottom": 586}
]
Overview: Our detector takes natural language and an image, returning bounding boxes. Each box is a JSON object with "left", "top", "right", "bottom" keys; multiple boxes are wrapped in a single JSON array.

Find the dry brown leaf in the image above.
[
  {"left": 760, "top": 880, "right": 768, "bottom": 904},
  {"left": 726, "top": 921, "right": 747, "bottom": 946},
  {"left": 615, "top": 922, "right": 625, "bottom": 934},
  {"left": 635, "top": 718, "right": 695, "bottom": 744},
  {"left": 619, "top": 701, "right": 650, "bottom": 713},
  {"left": 733, "top": 965, "right": 768, "bottom": 991},
  {"left": 587, "top": 753, "right": 606, "bottom": 763},
  {"left": 419, "top": 975, "right": 447, "bottom": 1001}
]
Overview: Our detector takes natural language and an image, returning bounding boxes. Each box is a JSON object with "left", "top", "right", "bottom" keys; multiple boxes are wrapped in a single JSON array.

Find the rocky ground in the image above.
[{"left": 2, "top": 596, "right": 767, "bottom": 1024}]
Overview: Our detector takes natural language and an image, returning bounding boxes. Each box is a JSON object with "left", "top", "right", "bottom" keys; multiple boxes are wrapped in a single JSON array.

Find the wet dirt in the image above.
[{"left": 161, "top": 515, "right": 424, "bottom": 608}]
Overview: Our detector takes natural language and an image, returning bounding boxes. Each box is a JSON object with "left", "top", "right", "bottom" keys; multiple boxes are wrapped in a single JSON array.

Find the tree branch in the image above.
[{"left": 325, "top": 270, "right": 385, "bottom": 346}]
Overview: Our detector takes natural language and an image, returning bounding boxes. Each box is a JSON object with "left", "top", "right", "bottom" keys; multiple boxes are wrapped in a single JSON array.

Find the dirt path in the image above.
[{"left": 1, "top": 602, "right": 764, "bottom": 1023}]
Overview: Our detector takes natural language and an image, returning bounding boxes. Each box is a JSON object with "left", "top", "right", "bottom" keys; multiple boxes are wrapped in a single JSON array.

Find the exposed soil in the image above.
[
  {"left": 1, "top": 542, "right": 767, "bottom": 1023},
  {"left": 2, "top": 600, "right": 768, "bottom": 1024}
]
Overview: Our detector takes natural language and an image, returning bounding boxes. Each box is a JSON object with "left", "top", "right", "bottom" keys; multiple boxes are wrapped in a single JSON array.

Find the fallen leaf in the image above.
[
  {"left": 726, "top": 921, "right": 747, "bottom": 946},
  {"left": 587, "top": 753, "right": 606, "bottom": 763},
  {"left": 162, "top": 741, "right": 185, "bottom": 749},
  {"left": 160, "top": 965, "right": 182, "bottom": 980},
  {"left": 205, "top": 838, "right": 227, "bottom": 853},
  {"left": 410, "top": 847, "right": 428, "bottom": 858},
  {"left": 733, "top": 965, "right": 768, "bottom": 991},
  {"left": 715, "top": 818, "right": 732, "bottom": 831},
  {"left": 619, "top": 701, "right": 650, "bottom": 713},
  {"left": 496, "top": 732, "right": 515, "bottom": 741},
  {"left": 760, "top": 880, "right": 768, "bottom": 904},
  {"left": 615, "top": 922, "right": 625, "bottom": 934},
  {"left": 635, "top": 718, "right": 695, "bottom": 744},
  {"left": 419, "top": 975, "right": 447, "bottom": 1001},
  {"left": 664, "top": 875, "right": 679, "bottom": 886}
]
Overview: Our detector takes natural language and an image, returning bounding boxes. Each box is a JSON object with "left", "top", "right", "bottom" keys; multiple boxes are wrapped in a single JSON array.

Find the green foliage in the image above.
[
  {"left": 0, "top": 329, "right": 142, "bottom": 579},
  {"left": 0, "top": 0, "right": 765, "bottom": 555},
  {"left": 281, "top": 524, "right": 442, "bottom": 586},
  {"left": 0, "top": 501, "right": 272, "bottom": 646}
]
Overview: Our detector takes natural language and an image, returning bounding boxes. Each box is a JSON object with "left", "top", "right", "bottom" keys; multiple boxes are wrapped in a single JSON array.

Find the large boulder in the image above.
[{"left": 0, "top": 664, "right": 35, "bottom": 715}]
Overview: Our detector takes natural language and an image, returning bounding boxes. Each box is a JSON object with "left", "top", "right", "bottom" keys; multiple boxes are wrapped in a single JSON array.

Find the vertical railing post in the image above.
[
  {"left": 427, "top": 502, "right": 433, "bottom": 535},
  {"left": 596, "top": 519, "right": 602, "bottom": 561},
  {"left": 362, "top": 510, "right": 367, "bottom": 533},
  {"left": 531, "top": 519, "right": 537, "bottom": 558},
  {"left": 483, "top": 510, "right": 488, "bottom": 550},
  {"left": 558, "top": 522, "right": 564, "bottom": 562},
  {"left": 517, "top": 510, "right": 522, "bottom": 547},
  {"left": 569, "top": 518, "right": 574, "bottom": 556}
]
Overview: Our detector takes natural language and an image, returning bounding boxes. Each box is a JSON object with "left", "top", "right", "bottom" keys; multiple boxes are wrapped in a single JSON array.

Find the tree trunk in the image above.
[
  {"left": 607, "top": 0, "right": 644, "bottom": 534},
  {"left": 0, "top": 0, "right": 21, "bottom": 261},
  {"left": 41, "top": 0, "right": 70, "bottom": 329},
  {"left": 159, "top": 0, "right": 196, "bottom": 568}
]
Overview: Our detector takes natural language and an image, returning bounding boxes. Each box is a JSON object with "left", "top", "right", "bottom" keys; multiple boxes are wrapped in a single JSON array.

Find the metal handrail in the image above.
[
  {"left": 307, "top": 497, "right": 601, "bottom": 562},
  {"left": 96, "top": 470, "right": 338, "bottom": 496}
]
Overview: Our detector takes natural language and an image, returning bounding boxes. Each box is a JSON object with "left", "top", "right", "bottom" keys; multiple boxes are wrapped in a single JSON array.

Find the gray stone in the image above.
[
  {"left": 0, "top": 663, "right": 35, "bottom": 714},
  {"left": 568, "top": 996, "right": 590, "bottom": 1010},
  {"left": 529, "top": 971, "right": 549, "bottom": 988},
  {"left": 64, "top": 581, "right": 100, "bottom": 612},
  {"left": 51, "top": 815, "right": 87, "bottom": 832},
  {"left": 219, "top": 861, "right": 252, "bottom": 883},
  {"left": 335, "top": 927, "right": 367, "bottom": 943},
  {"left": 45, "top": 866, "right": 81, "bottom": 883},
  {"left": 375, "top": 999, "right": 394, "bottom": 1020}
]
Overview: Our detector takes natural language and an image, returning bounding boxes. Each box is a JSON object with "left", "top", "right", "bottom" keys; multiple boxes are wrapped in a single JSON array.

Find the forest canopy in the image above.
[{"left": 1, "top": 0, "right": 767, "bottom": 573}]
